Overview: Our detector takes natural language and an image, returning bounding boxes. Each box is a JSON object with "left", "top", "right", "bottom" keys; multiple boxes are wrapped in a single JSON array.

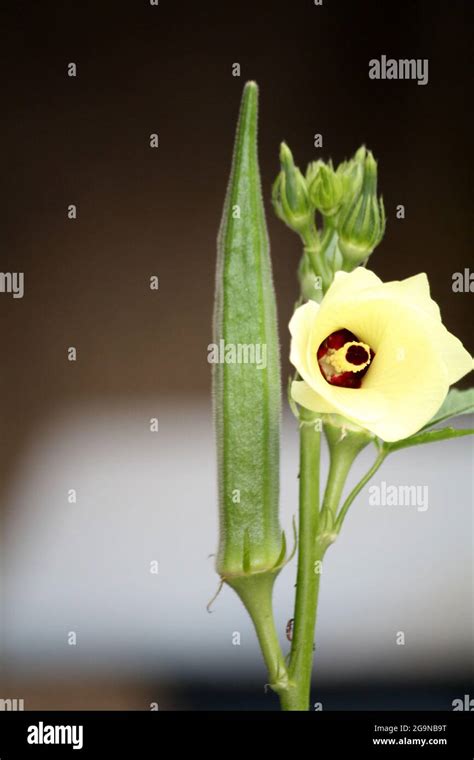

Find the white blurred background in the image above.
[{"left": 2, "top": 400, "right": 472, "bottom": 708}]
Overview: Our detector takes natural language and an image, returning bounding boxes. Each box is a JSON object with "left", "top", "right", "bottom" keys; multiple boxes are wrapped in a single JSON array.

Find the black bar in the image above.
[{"left": 0, "top": 711, "right": 472, "bottom": 757}]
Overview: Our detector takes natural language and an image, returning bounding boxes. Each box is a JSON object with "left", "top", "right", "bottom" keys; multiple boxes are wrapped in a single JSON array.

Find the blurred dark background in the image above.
[{"left": 0, "top": 0, "right": 472, "bottom": 710}]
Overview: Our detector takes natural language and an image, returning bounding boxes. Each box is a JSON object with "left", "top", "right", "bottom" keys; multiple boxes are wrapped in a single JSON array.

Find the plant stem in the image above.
[
  {"left": 321, "top": 423, "right": 374, "bottom": 524},
  {"left": 301, "top": 223, "right": 332, "bottom": 292},
  {"left": 229, "top": 573, "right": 289, "bottom": 694},
  {"left": 280, "top": 415, "right": 322, "bottom": 710},
  {"left": 335, "top": 449, "right": 387, "bottom": 531},
  {"left": 321, "top": 443, "right": 358, "bottom": 518}
]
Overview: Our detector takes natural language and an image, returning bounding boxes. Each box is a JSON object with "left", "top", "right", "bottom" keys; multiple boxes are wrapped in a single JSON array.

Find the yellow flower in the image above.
[{"left": 290, "top": 268, "right": 473, "bottom": 441}]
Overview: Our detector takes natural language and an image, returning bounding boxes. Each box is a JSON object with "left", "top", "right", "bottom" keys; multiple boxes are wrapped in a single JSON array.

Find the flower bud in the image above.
[
  {"left": 337, "top": 150, "right": 386, "bottom": 268},
  {"left": 272, "top": 143, "right": 312, "bottom": 233},
  {"left": 305, "top": 159, "right": 324, "bottom": 187},
  {"left": 336, "top": 151, "right": 364, "bottom": 204},
  {"left": 308, "top": 162, "right": 344, "bottom": 217}
]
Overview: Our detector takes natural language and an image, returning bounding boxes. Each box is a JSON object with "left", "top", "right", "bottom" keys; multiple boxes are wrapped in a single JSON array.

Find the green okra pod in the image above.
[{"left": 213, "top": 82, "right": 283, "bottom": 580}]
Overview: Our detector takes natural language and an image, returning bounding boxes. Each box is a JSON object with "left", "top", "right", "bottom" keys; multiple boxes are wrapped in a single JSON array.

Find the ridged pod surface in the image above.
[{"left": 213, "top": 82, "right": 283, "bottom": 579}]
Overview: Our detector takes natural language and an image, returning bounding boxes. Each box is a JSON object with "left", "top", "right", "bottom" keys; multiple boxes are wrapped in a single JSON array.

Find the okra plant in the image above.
[{"left": 211, "top": 82, "right": 473, "bottom": 711}]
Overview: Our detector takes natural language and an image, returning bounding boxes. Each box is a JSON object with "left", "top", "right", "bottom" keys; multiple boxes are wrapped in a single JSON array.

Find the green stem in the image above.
[
  {"left": 335, "top": 449, "right": 387, "bottom": 531},
  {"left": 320, "top": 221, "right": 336, "bottom": 253},
  {"left": 321, "top": 423, "right": 374, "bottom": 524},
  {"left": 321, "top": 443, "right": 359, "bottom": 518},
  {"left": 301, "top": 223, "right": 332, "bottom": 292},
  {"left": 229, "top": 573, "right": 289, "bottom": 694},
  {"left": 280, "top": 414, "right": 321, "bottom": 710}
]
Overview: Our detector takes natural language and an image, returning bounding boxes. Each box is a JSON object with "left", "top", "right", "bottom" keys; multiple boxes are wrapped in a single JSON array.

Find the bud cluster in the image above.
[{"left": 272, "top": 143, "right": 386, "bottom": 274}]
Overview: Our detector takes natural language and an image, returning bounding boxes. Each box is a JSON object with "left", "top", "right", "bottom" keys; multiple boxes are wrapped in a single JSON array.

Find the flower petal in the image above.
[
  {"left": 289, "top": 299, "right": 319, "bottom": 379},
  {"left": 291, "top": 381, "right": 337, "bottom": 414},
  {"left": 288, "top": 268, "right": 473, "bottom": 442},
  {"left": 321, "top": 268, "right": 383, "bottom": 307}
]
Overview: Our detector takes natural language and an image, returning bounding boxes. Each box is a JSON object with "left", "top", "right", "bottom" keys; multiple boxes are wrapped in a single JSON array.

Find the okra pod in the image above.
[{"left": 213, "top": 82, "right": 283, "bottom": 580}]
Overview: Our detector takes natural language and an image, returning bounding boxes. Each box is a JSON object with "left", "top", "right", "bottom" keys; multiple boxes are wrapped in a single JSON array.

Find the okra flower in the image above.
[{"left": 290, "top": 268, "right": 473, "bottom": 441}]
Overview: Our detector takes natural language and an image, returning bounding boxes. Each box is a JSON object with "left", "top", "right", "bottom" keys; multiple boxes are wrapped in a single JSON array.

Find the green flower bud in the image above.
[
  {"left": 354, "top": 145, "right": 367, "bottom": 163},
  {"left": 336, "top": 152, "right": 364, "bottom": 202},
  {"left": 305, "top": 159, "right": 324, "bottom": 187},
  {"left": 272, "top": 143, "right": 311, "bottom": 233},
  {"left": 337, "top": 150, "right": 386, "bottom": 268},
  {"left": 308, "top": 162, "right": 344, "bottom": 217}
]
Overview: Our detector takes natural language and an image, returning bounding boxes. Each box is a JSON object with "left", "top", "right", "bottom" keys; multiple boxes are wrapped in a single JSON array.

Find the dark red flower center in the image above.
[{"left": 317, "top": 329, "right": 375, "bottom": 389}]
